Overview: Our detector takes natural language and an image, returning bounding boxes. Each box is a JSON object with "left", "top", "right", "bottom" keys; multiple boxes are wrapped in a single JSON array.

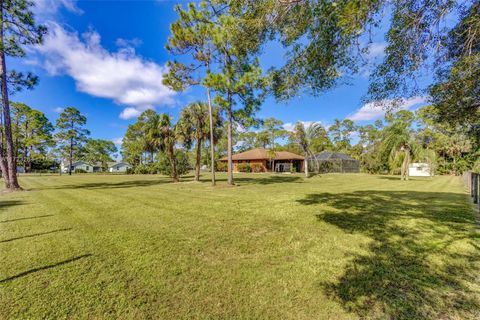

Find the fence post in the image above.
[{"left": 473, "top": 173, "right": 478, "bottom": 204}]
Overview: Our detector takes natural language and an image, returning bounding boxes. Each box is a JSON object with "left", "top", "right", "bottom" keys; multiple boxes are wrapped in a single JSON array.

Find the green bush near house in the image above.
[{"left": 237, "top": 163, "right": 251, "bottom": 172}]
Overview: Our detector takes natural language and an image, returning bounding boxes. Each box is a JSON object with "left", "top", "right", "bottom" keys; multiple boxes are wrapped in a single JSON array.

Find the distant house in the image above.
[
  {"left": 408, "top": 162, "right": 433, "bottom": 177},
  {"left": 220, "top": 148, "right": 304, "bottom": 173},
  {"left": 306, "top": 151, "right": 360, "bottom": 173},
  {"left": 108, "top": 162, "right": 131, "bottom": 173},
  {"left": 61, "top": 160, "right": 94, "bottom": 173}
]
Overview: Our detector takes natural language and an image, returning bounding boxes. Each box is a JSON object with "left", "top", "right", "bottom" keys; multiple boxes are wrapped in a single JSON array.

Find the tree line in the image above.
[
  {"left": 0, "top": 0, "right": 478, "bottom": 190},
  {"left": 7, "top": 104, "right": 118, "bottom": 175}
]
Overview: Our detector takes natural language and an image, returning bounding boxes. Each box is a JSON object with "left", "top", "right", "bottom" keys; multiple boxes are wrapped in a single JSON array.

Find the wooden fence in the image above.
[{"left": 464, "top": 171, "right": 480, "bottom": 210}]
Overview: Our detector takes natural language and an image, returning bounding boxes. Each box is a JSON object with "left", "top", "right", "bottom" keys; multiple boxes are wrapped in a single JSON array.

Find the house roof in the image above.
[
  {"left": 109, "top": 162, "right": 131, "bottom": 168},
  {"left": 306, "top": 151, "right": 357, "bottom": 161},
  {"left": 220, "top": 148, "right": 304, "bottom": 161}
]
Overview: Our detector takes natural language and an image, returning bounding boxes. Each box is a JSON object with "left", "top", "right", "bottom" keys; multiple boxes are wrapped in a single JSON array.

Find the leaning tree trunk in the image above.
[
  {"left": 0, "top": 9, "right": 20, "bottom": 190},
  {"left": 194, "top": 137, "right": 202, "bottom": 182},
  {"left": 227, "top": 108, "right": 234, "bottom": 186},
  {"left": 206, "top": 85, "right": 216, "bottom": 186}
]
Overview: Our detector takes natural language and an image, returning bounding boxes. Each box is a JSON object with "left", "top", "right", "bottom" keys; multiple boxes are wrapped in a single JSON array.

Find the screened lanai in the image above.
[{"left": 306, "top": 151, "right": 360, "bottom": 173}]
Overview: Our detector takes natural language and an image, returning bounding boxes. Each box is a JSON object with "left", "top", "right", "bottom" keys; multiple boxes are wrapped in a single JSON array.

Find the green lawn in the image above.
[{"left": 1, "top": 173, "right": 479, "bottom": 319}]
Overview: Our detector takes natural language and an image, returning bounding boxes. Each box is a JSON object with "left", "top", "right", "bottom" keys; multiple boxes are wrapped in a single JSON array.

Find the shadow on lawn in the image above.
[
  {"left": 0, "top": 214, "right": 54, "bottom": 224},
  {"left": 0, "top": 254, "right": 92, "bottom": 283},
  {"left": 297, "top": 190, "right": 480, "bottom": 319},
  {"left": 203, "top": 175, "right": 303, "bottom": 185},
  {"left": 0, "top": 227, "right": 72, "bottom": 243},
  {"left": 36, "top": 179, "right": 172, "bottom": 191},
  {"left": 0, "top": 200, "right": 24, "bottom": 212}
]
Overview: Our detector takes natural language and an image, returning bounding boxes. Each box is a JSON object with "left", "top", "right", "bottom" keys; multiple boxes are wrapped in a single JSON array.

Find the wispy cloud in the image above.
[
  {"left": 34, "top": 23, "right": 176, "bottom": 120},
  {"left": 53, "top": 107, "right": 64, "bottom": 113},
  {"left": 112, "top": 137, "right": 123, "bottom": 145},
  {"left": 348, "top": 96, "right": 427, "bottom": 121},
  {"left": 283, "top": 121, "right": 325, "bottom": 132},
  {"left": 33, "top": 0, "right": 83, "bottom": 16}
]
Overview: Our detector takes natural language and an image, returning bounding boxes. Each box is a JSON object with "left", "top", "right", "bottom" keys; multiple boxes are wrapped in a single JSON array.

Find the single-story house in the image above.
[
  {"left": 61, "top": 160, "right": 94, "bottom": 173},
  {"left": 220, "top": 148, "right": 304, "bottom": 173},
  {"left": 108, "top": 162, "right": 132, "bottom": 173},
  {"left": 408, "top": 162, "right": 433, "bottom": 177}
]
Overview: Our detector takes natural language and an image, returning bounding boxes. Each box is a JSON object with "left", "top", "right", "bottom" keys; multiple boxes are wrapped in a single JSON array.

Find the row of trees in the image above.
[
  {"left": 0, "top": 0, "right": 477, "bottom": 190},
  {"left": 241, "top": 107, "right": 477, "bottom": 178},
  {"left": 159, "top": 0, "right": 479, "bottom": 185},
  {"left": 122, "top": 102, "right": 221, "bottom": 182},
  {"left": 9, "top": 104, "right": 117, "bottom": 175}
]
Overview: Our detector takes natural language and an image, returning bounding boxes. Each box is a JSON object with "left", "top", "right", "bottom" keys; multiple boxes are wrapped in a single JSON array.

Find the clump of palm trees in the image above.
[{"left": 123, "top": 102, "right": 220, "bottom": 182}]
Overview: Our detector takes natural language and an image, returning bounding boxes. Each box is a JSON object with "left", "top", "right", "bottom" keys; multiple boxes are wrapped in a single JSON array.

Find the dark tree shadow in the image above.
[
  {"left": 0, "top": 200, "right": 24, "bottom": 212},
  {"left": 0, "top": 214, "right": 54, "bottom": 224},
  {"left": 32, "top": 179, "right": 171, "bottom": 191},
  {"left": 297, "top": 190, "right": 480, "bottom": 319},
  {"left": 0, "top": 228, "right": 72, "bottom": 243},
  {"left": 0, "top": 254, "right": 92, "bottom": 283},
  {"left": 204, "top": 175, "right": 303, "bottom": 185}
]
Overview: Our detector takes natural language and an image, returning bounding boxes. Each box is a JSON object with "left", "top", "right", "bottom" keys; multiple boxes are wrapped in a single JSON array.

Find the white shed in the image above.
[
  {"left": 408, "top": 162, "right": 433, "bottom": 177},
  {"left": 108, "top": 162, "right": 131, "bottom": 173}
]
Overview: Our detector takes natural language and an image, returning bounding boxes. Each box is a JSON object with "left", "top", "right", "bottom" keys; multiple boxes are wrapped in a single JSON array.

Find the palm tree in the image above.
[
  {"left": 177, "top": 102, "right": 220, "bottom": 182},
  {"left": 145, "top": 113, "right": 179, "bottom": 182},
  {"left": 290, "top": 121, "right": 325, "bottom": 177}
]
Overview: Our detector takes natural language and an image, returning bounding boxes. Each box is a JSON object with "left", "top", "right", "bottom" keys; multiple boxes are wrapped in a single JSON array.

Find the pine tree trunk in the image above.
[
  {"left": 206, "top": 86, "right": 216, "bottom": 186},
  {"left": 195, "top": 137, "right": 202, "bottom": 182},
  {"left": 69, "top": 136, "right": 73, "bottom": 175},
  {"left": 0, "top": 5, "right": 20, "bottom": 190},
  {"left": 227, "top": 108, "right": 234, "bottom": 186}
]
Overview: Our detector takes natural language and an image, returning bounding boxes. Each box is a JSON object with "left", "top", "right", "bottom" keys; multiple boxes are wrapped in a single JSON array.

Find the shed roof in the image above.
[
  {"left": 307, "top": 151, "right": 357, "bottom": 161},
  {"left": 220, "top": 148, "right": 304, "bottom": 161}
]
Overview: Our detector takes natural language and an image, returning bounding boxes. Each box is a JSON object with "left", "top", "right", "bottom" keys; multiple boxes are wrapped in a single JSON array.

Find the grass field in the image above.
[{"left": 1, "top": 173, "right": 479, "bottom": 319}]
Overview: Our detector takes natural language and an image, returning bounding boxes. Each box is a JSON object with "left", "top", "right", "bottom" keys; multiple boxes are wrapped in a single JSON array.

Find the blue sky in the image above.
[{"left": 11, "top": 0, "right": 429, "bottom": 146}]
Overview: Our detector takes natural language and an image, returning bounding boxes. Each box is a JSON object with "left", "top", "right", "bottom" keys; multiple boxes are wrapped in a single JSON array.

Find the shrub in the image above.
[
  {"left": 290, "top": 165, "right": 296, "bottom": 173},
  {"left": 251, "top": 163, "right": 264, "bottom": 173},
  {"left": 237, "top": 163, "right": 251, "bottom": 172},
  {"left": 75, "top": 168, "right": 87, "bottom": 173},
  {"left": 134, "top": 163, "right": 158, "bottom": 174},
  {"left": 157, "top": 150, "right": 190, "bottom": 177},
  {"left": 216, "top": 161, "right": 227, "bottom": 172}
]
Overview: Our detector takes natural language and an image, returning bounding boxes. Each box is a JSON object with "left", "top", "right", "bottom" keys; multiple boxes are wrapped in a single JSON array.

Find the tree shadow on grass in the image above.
[
  {"left": 0, "top": 254, "right": 92, "bottom": 283},
  {"left": 206, "top": 175, "right": 303, "bottom": 185},
  {"left": 297, "top": 191, "right": 480, "bottom": 319},
  {"left": 0, "top": 228, "right": 72, "bottom": 243},
  {"left": 0, "top": 214, "right": 54, "bottom": 224},
  {"left": 0, "top": 200, "right": 24, "bottom": 212},
  {"left": 33, "top": 179, "right": 172, "bottom": 191}
]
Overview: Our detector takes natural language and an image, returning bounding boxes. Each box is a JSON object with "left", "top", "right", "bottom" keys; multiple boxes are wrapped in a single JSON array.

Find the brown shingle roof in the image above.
[{"left": 220, "top": 148, "right": 304, "bottom": 161}]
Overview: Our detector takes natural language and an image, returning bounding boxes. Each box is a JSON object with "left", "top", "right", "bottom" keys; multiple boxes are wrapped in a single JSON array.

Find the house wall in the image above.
[
  {"left": 228, "top": 159, "right": 305, "bottom": 173},
  {"left": 75, "top": 163, "right": 94, "bottom": 173},
  {"left": 109, "top": 164, "right": 130, "bottom": 172}
]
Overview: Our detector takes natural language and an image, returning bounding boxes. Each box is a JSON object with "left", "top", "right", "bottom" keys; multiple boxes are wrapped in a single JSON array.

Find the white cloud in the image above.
[
  {"left": 283, "top": 121, "right": 323, "bottom": 132},
  {"left": 348, "top": 96, "right": 427, "bottom": 122},
  {"left": 116, "top": 38, "right": 143, "bottom": 48},
  {"left": 35, "top": 23, "right": 176, "bottom": 119},
  {"left": 112, "top": 137, "right": 123, "bottom": 145},
  {"left": 367, "top": 42, "right": 387, "bottom": 58},
  {"left": 53, "top": 107, "right": 64, "bottom": 113},
  {"left": 33, "top": 0, "right": 83, "bottom": 15}
]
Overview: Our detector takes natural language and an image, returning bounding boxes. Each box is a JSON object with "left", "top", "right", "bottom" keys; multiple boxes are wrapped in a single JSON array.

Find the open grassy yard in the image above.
[{"left": 1, "top": 173, "right": 479, "bottom": 319}]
